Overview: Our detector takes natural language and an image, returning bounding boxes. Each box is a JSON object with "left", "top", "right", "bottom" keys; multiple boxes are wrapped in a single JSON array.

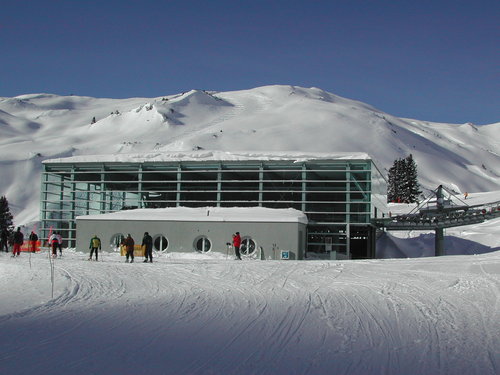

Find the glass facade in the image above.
[{"left": 41, "top": 157, "right": 387, "bottom": 258}]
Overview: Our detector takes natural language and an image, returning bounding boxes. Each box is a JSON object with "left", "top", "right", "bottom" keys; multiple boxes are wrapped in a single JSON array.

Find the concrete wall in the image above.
[{"left": 76, "top": 219, "right": 307, "bottom": 260}]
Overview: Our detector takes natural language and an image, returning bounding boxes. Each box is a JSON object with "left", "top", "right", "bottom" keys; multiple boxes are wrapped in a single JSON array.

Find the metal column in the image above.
[
  {"left": 258, "top": 164, "right": 264, "bottom": 206},
  {"left": 346, "top": 168, "right": 351, "bottom": 259},
  {"left": 435, "top": 227, "right": 444, "bottom": 256},
  {"left": 216, "top": 164, "right": 222, "bottom": 207}
]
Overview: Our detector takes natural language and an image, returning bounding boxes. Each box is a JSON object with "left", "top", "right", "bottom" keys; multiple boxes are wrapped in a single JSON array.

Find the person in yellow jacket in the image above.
[{"left": 88, "top": 235, "right": 101, "bottom": 261}]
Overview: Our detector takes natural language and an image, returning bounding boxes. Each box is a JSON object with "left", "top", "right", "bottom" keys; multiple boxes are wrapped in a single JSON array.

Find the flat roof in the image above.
[
  {"left": 76, "top": 207, "right": 309, "bottom": 224},
  {"left": 44, "top": 150, "right": 371, "bottom": 164}
]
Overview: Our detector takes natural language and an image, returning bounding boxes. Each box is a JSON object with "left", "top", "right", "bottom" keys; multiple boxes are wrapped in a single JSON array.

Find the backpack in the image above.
[{"left": 92, "top": 237, "right": 100, "bottom": 248}]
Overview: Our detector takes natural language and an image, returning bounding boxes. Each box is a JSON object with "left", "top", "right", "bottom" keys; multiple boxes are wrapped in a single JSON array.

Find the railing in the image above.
[{"left": 376, "top": 200, "right": 500, "bottom": 231}]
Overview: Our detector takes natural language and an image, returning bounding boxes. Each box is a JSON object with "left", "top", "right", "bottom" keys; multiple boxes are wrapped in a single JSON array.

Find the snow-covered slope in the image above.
[
  {"left": 1, "top": 85, "right": 499, "bottom": 225},
  {"left": 1, "top": 249, "right": 499, "bottom": 374}
]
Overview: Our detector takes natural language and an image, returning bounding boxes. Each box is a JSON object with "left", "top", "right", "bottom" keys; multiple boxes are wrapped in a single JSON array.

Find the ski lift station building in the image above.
[{"left": 41, "top": 151, "right": 388, "bottom": 259}]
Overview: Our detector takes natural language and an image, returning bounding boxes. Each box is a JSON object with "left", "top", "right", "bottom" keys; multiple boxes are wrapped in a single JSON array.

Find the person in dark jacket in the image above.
[
  {"left": 29, "top": 231, "right": 38, "bottom": 253},
  {"left": 1, "top": 228, "right": 9, "bottom": 252},
  {"left": 122, "top": 234, "right": 135, "bottom": 263},
  {"left": 12, "top": 227, "right": 24, "bottom": 257},
  {"left": 142, "top": 232, "right": 153, "bottom": 263},
  {"left": 232, "top": 232, "right": 242, "bottom": 260}
]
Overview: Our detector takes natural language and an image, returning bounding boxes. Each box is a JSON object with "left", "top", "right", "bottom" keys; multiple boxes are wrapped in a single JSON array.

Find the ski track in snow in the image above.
[{"left": 0, "top": 251, "right": 499, "bottom": 375}]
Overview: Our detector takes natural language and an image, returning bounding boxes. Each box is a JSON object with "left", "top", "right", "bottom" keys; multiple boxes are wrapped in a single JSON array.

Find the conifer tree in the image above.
[
  {"left": 387, "top": 155, "right": 421, "bottom": 203},
  {"left": 403, "top": 154, "right": 421, "bottom": 203},
  {"left": 387, "top": 160, "right": 398, "bottom": 202},
  {"left": 388, "top": 157, "right": 403, "bottom": 202},
  {"left": 0, "top": 195, "right": 14, "bottom": 235}
]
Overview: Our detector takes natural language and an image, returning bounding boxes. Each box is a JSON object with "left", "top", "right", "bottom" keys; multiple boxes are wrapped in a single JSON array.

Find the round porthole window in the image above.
[
  {"left": 194, "top": 236, "right": 212, "bottom": 253},
  {"left": 154, "top": 235, "right": 169, "bottom": 252},
  {"left": 240, "top": 237, "right": 256, "bottom": 256},
  {"left": 110, "top": 233, "right": 125, "bottom": 251}
]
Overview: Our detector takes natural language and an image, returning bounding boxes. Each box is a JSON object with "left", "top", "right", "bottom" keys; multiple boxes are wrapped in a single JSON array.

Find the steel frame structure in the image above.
[{"left": 41, "top": 157, "right": 387, "bottom": 258}]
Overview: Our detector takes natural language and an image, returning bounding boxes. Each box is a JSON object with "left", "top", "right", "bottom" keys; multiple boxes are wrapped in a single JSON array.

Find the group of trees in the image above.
[
  {"left": 387, "top": 154, "right": 421, "bottom": 203},
  {"left": 0, "top": 195, "right": 14, "bottom": 236}
]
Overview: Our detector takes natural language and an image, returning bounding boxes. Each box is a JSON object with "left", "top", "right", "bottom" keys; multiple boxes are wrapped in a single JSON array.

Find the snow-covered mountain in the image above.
[{"left": 1, "top": 85, "right": 499, "bottom": 225}]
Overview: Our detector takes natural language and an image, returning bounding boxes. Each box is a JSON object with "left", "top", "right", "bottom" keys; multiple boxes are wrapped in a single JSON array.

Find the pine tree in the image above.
[
  {"left": 0, "top": 195, "right": 14, "bottom": 236},
  {"left": 387, "top": 155, "right": 421, "bottom": 203},
  {"left": 404, "top": 154, "right": 421, "bottom": 203},
  {"left": 388, "top": 157, "right": 403, "bottom": 202},
  {"left": 387, "top": 160, "right": 398, "bottom": 202}
]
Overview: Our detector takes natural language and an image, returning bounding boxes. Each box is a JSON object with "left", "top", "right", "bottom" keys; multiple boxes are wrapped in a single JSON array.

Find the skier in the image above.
[
  {"left": 232, "top": 232, "right": 242, "bottom": 260},
  {"left": 142, "top": 231, "right": 153, "bottom": 263},
  {"left": 12, "top": 227, "right": 24, "bottom": 257},
  {"left": 49, "top": 232, "right": 58, "bottom": 258},
  {"left": 122, "top": 234, "right": 135, "bottom": 263},
  {"left": 29, "top": 231, "right": 38, "bottom": 253},
  {"left": 56, "top": 231, "right": 63, "bottom": 257},
  {"left": 88, "top": 234, "right": 101, "bottom": 261},
  {"left": 1, "top": 228, "right": 8, "bottom": 252}
]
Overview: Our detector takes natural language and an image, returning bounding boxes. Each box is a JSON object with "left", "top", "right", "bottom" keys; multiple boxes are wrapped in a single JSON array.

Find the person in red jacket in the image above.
[{"left": 232, "top": 232, "right": 242, "bottom": 260}]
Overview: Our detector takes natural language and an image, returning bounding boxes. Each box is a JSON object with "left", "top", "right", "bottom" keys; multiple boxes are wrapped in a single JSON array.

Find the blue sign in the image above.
[{"left": 281, "top": 250, "right": 290, "bottom": 260}]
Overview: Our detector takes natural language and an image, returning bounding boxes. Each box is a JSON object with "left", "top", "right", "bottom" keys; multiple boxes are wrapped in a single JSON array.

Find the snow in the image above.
[
  {"left": 1, "top": 249, "right": 499, "bottom": 374},
  {"left": 44, "top": 150, "right": 372, "bottom": 164},
  {"left": 77, "top": 206, "right": 309, "bottom": 224}
]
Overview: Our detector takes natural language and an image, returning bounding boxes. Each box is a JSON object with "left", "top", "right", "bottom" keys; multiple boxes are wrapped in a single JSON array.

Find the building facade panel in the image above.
[{"left": 76, "top": 216, "right": 306, "bottom": 260}]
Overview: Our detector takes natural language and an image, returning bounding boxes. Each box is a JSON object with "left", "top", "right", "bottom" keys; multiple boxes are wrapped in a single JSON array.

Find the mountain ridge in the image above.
[{"left": 0, "top": 84, "right": 498, "bottom": 224}]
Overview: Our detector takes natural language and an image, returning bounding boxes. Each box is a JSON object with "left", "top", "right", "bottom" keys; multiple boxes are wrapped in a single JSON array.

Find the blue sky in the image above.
[{"left": 1, "top": 0, "right": 498, "bottom": 124}]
